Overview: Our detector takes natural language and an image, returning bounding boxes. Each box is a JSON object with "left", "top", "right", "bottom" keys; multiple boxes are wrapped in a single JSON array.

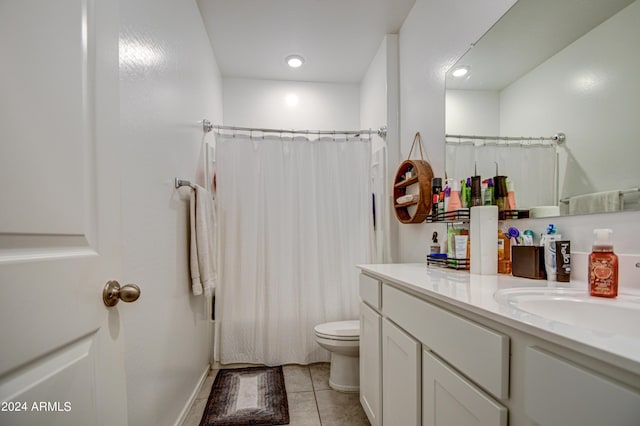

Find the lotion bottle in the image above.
[
  {"left": 447, "top": 180, "right": 462, "bottom": 212},
  {"left": 589, "top": 229, "right": 618, "bottom": 298}
]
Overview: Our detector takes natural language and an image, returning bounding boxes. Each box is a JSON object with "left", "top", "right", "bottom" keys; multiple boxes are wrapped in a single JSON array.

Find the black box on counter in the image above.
[{"left": 512, "top": 246, "right": 547, "bottom": 280}]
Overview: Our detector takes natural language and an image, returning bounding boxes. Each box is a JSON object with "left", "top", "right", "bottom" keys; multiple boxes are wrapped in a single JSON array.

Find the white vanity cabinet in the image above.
[
  {"left": 359, "top": 271, "right": 508, "bottom": 426},
  {"left": 358, "top": 264, "right": 640, "bottom": 426}
]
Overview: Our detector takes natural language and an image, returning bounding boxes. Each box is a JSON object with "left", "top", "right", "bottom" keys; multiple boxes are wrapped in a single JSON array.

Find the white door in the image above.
[
  {"left": 382, "top": 318, "right": 420, "bottom": 426},
  {"left": 0, "top": 1, "right": 129, "bottom": 425}
]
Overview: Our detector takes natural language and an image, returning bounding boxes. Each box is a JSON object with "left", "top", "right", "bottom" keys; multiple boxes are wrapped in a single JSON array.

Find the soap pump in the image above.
[
  {"left": 589, "top": 229, "right": 618, "bottom": 298},
  {"left": 430, "top": 231, "right": 441, "bottom": 254}
]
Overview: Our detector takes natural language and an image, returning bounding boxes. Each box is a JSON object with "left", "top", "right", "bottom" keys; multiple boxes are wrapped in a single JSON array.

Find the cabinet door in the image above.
[
  {"left": 423, "top": 350, "right": 507, "bottom": 426},
  {"left": 360, "top": 302, "right": 382, "bottom": 426},
  {"left": 525, "top": 346, "right": 640, "bottom": 426},
  {"left": 382, "top": 318, "right": 421, "bottom": 426}
]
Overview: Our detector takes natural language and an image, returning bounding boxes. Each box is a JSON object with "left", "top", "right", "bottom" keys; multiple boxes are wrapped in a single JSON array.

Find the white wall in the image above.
[
  {"left": 445, "top": 89, "right": 500, "bottom": 135},
  {"left": 500, "top": 1, "right": 640, "bottom": 200},
  {"left": 223, "top": 78, "right": 359, "bottom": 130},
  {"left": 396, "top": 0, "right": 640, "bottom": 289},
  {"left": 397, "top": 0, "right": 516, "bottom": 262},
  {"left": 119, "top": 0, "right": 223, "bottom": 424}
]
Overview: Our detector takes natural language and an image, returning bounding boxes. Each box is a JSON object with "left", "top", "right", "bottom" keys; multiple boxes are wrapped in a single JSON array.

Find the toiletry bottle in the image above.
[
  {"left": 443, "top": 179, "right": 453, "bottom": 212},
  {"left": 438, "top": 187, "right": 445, "bottom": 215},
  {"left": 463, "top": 178, "right": 471, "bottom": 208},
  {"left": 482, "top": 180, "right": 490, "bottom": 205},
  {"left": 540, "top": 224, "right": 561, "bottom": 281},
  {"left": 431, "top": 178, "right": 442, "bottom": 219},
  {"left": 470, "top": 176, "right": 482, "bottom": 207},
  {"left": 494, "top": 176, "right": 508, "bottom": 211},
  {"left": 482, "top": 178, "right": 496, "bottom": 206},
  {"left": 462, "top": 229, "right": 470, "bottom": 260},
  {"left": 431, "top": 231, "right": 441, "bottom": 254},
  {"left": 447, "top": 180, "right": 462, "bottom": 212},
  {"left": 487, "top": 178, "right": 495, "bottom": 205},
  {"left": 589, "top": 229, "right": 618, "bottom": 298},
  {"left": 497, "top": 229, "right": 512, "bottom": 274},
  {"left": 506, "top": 179, "right": 516, "bottom": 210},
  {"left": 447, "top": 228, "right": 460, "bottom": 258}
]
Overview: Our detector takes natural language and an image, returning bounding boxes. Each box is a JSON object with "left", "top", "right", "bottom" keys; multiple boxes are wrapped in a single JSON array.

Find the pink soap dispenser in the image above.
[{"left": 589, "top": 229, "right": 618, "bottom": 298}]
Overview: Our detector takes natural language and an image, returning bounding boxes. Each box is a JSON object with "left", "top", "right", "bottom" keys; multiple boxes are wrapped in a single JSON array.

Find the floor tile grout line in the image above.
[{"left": 308, "top": 366, "right": 324, "bottom": 426}]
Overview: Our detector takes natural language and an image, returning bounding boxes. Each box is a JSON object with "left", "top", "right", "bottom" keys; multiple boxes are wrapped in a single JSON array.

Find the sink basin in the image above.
[{"left": 494, "top": 288, "right": 640, "bottom": 339}]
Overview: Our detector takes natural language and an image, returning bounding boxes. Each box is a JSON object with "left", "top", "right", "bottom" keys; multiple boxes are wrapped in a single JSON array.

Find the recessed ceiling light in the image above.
[
  {"left": 286, "top": 55, "right": 304, "bottom": 68},
  {"left": 451, "top": 65, "right": 470, "bottom": 77}
]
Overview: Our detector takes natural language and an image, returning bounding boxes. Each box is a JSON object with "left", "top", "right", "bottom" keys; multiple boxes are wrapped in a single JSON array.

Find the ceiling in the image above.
[
  {"left": 196, "top": 0, "right": 416, "bottom": 83},
  {"left": 446, "top": 0, "right": 635, "bottom": 90}
]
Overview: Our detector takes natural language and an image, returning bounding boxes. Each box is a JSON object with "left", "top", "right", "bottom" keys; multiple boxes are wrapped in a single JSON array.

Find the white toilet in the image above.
[{"left": 314, "top": 320, "right": 360, "bottom": 392}]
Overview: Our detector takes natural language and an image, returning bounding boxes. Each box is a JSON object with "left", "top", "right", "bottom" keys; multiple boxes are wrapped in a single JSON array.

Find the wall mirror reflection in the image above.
[{"left": 445, "top": 0, "right": 640, "bottom": 217}]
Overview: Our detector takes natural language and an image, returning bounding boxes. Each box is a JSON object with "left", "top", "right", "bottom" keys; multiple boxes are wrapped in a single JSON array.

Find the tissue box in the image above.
[{"left": 511, "top": 246, "right": 546, "bottom": 279}]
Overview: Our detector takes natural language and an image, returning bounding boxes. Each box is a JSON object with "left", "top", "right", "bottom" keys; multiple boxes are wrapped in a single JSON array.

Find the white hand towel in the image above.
[
  {"left": 194, "top": 185, "right": 217, "bottom": 299},
  {"left": 569, "top": 190, "right": 623, "bottom": 215},
  {"left": 188, "top": 186, "right": 203, "bottom": 296}
]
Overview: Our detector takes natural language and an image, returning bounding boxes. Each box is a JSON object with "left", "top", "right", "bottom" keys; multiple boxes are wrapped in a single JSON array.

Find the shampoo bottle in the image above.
[{"left": 589, "top": 229, "right": 618, "bottom": 298}]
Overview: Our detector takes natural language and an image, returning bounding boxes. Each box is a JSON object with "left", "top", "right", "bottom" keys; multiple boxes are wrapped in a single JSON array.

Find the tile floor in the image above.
[{"left": 182, "top": 363, "right": 370, "bottom": 426}]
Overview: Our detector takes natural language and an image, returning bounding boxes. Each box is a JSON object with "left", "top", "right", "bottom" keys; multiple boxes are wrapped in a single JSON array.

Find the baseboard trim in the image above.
[{"left": 174, "top": 364, "right": 210, "bottom": 426}]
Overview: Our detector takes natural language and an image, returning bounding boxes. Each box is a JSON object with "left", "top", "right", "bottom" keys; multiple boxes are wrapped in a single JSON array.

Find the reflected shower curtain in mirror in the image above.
[
  {"left": 446, "top": 142, "right": 557, "bottom": 208},
  {"left": 216, "top": 134, "right": 372, "bottom": 365}
]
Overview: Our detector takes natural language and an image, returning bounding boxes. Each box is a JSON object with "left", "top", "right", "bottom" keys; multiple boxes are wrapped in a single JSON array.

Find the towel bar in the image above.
[
  {"left": 175, "top": 178, "right": 194, "bottom": 189},
  {"left": 559, "top": 187, "right": 639, "bottom": 203}
]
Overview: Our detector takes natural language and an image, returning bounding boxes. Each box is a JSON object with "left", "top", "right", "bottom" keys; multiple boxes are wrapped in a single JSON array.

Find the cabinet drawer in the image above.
[
  {"left": 360, "top": 273, "right": 381, "bottom": 311},
  {"left": 524, "top": 347, "right": 640, "bottom": 426},
  {"left": 383, "top": 284, "right": 509, "bottom": 399}
]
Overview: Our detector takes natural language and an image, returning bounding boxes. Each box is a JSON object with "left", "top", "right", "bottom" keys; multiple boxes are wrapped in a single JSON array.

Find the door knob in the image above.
[{"left": 103, "top": 280, "right": 141, "bottom": 307}]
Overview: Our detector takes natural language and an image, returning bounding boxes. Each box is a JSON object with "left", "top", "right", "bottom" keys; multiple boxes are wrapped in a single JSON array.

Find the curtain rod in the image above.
[
  {"left": 446, "top": 132, "right": 565, "bottom": 145},
  {"left": 202, "top": 119, "right": 387, "bottom": 138}
]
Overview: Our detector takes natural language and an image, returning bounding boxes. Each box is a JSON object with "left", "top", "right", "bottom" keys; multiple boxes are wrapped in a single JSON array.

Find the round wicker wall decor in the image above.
[{"left": 393, "top": 133, "right": 434, "bottom": 224}]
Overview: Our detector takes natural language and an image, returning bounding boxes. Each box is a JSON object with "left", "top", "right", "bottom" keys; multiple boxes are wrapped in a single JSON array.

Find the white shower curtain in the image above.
[
  {"left": 215, "top": 134, "right": 372, "bottom": 365},
  {"left": 446, "top": 142, "right": 557, "bottom": 208}
]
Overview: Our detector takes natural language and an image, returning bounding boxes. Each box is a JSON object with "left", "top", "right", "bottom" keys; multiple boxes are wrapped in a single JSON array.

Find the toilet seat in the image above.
[{"left": 314, "top": 320, "right": 360, "bottom": 341}]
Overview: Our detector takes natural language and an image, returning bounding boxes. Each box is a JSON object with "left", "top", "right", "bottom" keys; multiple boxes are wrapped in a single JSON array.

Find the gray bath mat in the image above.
[{"left": 200, "top": 366, "right": 289, "bottom": 425}]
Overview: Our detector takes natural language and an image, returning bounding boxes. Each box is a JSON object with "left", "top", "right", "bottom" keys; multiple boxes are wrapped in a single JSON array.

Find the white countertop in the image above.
[{"left": 358, "top": 263, "right": 640, "bottom": 376}]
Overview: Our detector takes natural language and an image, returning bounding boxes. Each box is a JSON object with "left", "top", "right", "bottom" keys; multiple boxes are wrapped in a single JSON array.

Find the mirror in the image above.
[{"left": 445, "top": 0, "right": 640, "bottom": 217}]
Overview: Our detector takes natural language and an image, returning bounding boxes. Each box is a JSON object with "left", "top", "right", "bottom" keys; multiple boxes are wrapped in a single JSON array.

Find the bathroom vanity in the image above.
[{"left": 358, "top": 264, "right": 640, "bottom": 426}]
